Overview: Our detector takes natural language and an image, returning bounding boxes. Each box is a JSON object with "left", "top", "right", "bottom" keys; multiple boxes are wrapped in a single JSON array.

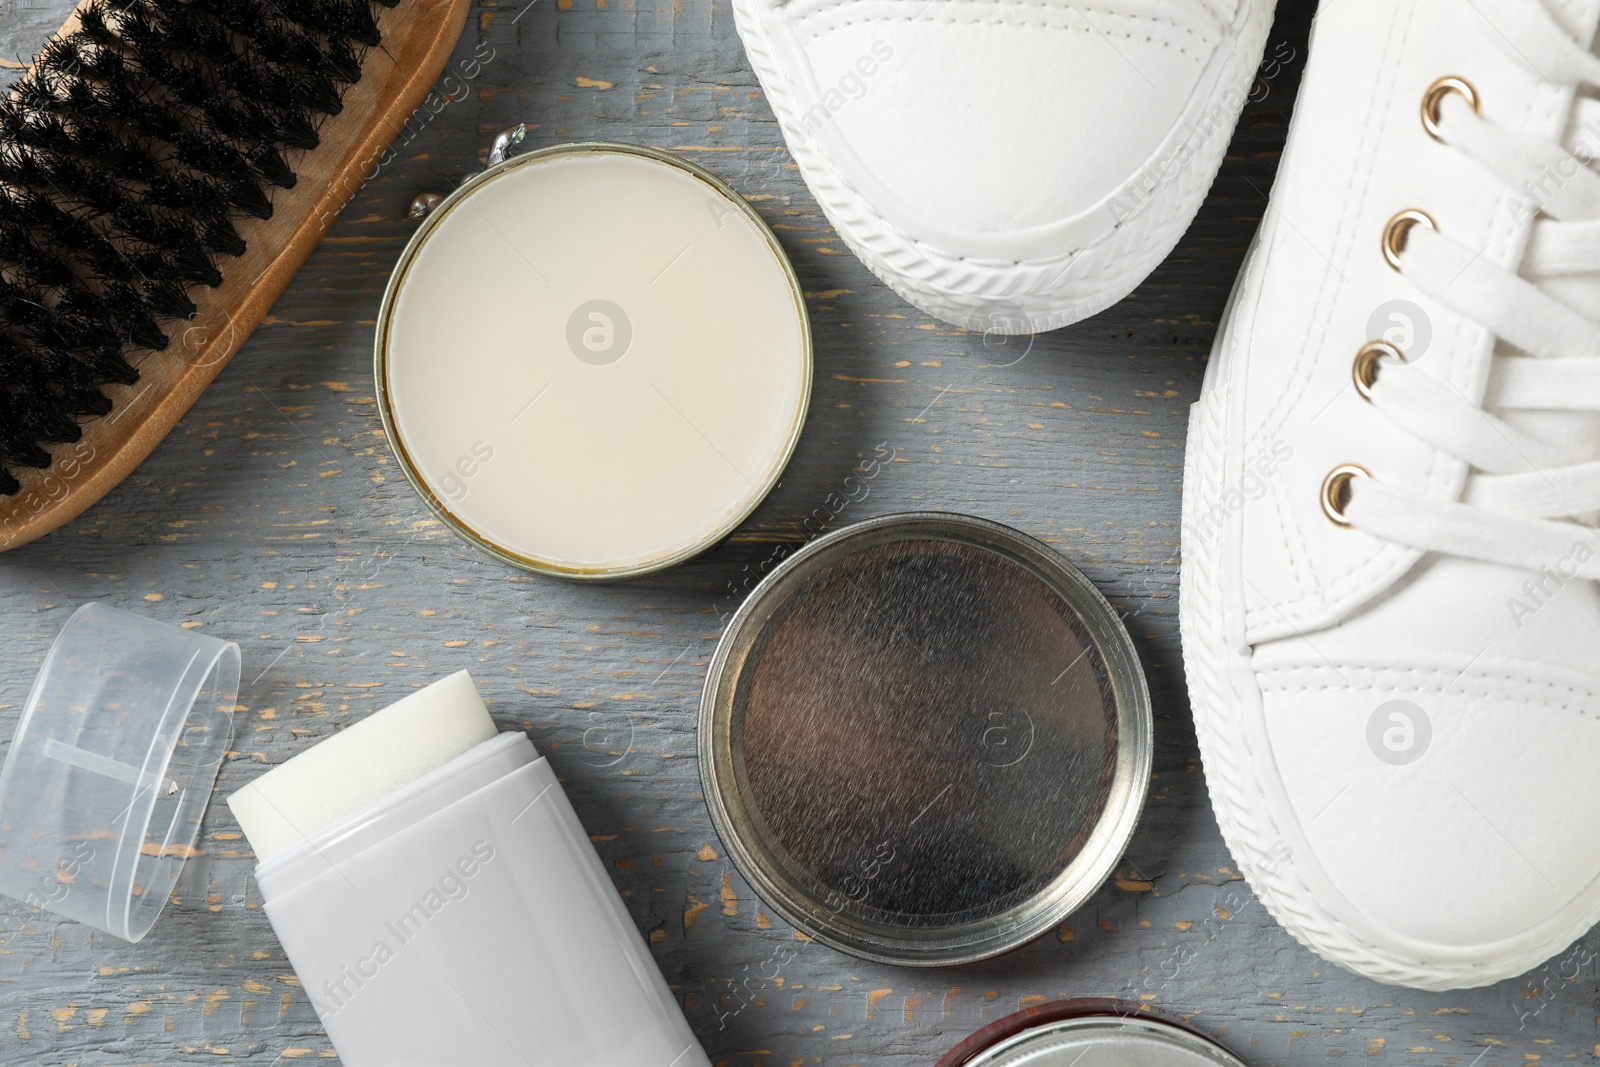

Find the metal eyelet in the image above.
[
  {"left": 1321, "top": 465, "right": 1370, "bottom": 527},
  {"left": 1352, "top": 340, "right": 1405, "bottom": 400},
  {"left": 1421, "top": 76, "right": 1480, "bottom": 142},
  {"left": 1382, "top": 209, "right": 1436, "bottom": 271}
]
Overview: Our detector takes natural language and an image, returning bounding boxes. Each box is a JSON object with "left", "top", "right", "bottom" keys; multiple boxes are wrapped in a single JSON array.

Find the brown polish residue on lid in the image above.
[
  {"left": 737, "top": 538, "right": 1118, "bottom": 924},
  {"left": 702, "top": 513, "right": 1151, "bottom": 967}
]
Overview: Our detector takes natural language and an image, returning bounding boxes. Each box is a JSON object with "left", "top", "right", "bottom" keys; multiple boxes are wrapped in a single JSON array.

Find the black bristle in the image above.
[
  {"left": 75, "top": 5, "right": 116, "bottom": 44},
  {"left": 101, "top": 283, "right": 170, "bottom": 351},
  {"left": 201, "top": 219, "right": 249, "bottom": 258},
  {"left": 4, "top": 431, "right": 53, "bottom": 468},
  {"left": 84, "top": 344, "right": 141, "bottom": 387},
  {"left": 251, "top": 145, "right": 298, "bottom": 190},
  {"left": 142, "top": 280, "right": 198, "bottom": 321},
  {"left": 0, "top": 0, "right": 395, "bottom": 494}
]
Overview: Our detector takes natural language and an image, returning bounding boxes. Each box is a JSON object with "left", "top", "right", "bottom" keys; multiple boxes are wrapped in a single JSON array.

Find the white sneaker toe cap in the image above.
[
  {"left": 1255, "top": 668, "right": 1600, "bottom": 985},
  {"left": 734, "top": 0, "right": 1271, "bottom": 329},
  {"left": 786, "top": 3, "right": 1215, "bottom": 245}
]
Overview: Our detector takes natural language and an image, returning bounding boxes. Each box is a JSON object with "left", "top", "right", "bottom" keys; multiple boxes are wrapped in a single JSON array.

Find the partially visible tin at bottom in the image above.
[
  {"left": 700, "top": 513, "right": 1153, "bottom": 967},
  {"left": 938, "top": 999, "right": 1249, "bottom": 1067}
]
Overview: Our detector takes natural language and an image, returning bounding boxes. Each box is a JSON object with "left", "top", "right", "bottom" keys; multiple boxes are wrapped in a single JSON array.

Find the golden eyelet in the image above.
[
  {"left": 1382, "top": 209, "right": 1436, "bottom": 271},
  {"left": 1321, "top": 464, "right": 1370, "bottom": 527},
  {"left": 1352, "top": 340, "right": 1405, "bottom": 400},
  {"left": 1421, "top": 75, "right": 1480, "bottom": 142}
]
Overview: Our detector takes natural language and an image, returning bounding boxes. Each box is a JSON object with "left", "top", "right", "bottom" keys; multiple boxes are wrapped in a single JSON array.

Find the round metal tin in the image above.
[
  {"left": 938, "top": 1000, "right": 1249, "bottom": 1067},
  {"left": 374, "top": 141, "right": 812, "bottom": 581},
  {"left": 700, "top": 513, "right": 1152, "bottom": 966}
]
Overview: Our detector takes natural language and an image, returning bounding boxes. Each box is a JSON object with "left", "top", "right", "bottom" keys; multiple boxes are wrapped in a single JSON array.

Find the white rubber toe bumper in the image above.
[{"left": 733, "top": 0, "right": 1273, "bottom": 333}]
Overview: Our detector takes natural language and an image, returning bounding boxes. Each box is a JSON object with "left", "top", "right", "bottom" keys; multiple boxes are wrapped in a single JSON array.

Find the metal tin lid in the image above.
[
  {"left": 939, "top": 1000, "right": 1250, "bottom": 1067},
  {"left": 374, "top": 141, "right": 812, "bottom": 580},
  {"left": 700, "top": 513, "right": 1152, "bottom": 966}
]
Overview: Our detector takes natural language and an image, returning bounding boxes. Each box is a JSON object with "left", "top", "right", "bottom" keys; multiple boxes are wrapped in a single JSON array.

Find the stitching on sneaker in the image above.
[
  {"left": 1243, "top": 2, "right": 1426, "bottom": 625},
  {"left": 789, "top": 0, "right": 1220, "bottom": 40},
  {"left": 1256, "top": 664, "right": 1600, "bottom": 708},
  {"left": 792, "top": 15, "right": 1207, "bottom": 63},
  {"left": 1270, "top": 467, "right": 1323, "bottom": 602},
  {"left": 1252, "top": 8, "right": 1571, "bottom": 632},
  {"left": 1242, "top": 545, "right": 1416, "bottom": 630},
  {"left": 767, "top": 57, "right": 1230, "bottom": 271},
  {"left": 790, "top": 2, "right": 1216, "bottom": 57}
]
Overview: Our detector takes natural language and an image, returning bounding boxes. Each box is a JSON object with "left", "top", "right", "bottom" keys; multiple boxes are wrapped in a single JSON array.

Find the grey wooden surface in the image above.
[{"left": 1, "top": 1, "right": 1596, "bottom": 1064}]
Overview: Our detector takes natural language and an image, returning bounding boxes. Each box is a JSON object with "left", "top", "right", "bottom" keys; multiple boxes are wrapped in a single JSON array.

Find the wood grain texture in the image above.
[
  {"left": 0, "top": 0, "right": 473, "bottom": 552},
  {"left": 1, "top": 0, "right": 1597, "bottom": 1064}
]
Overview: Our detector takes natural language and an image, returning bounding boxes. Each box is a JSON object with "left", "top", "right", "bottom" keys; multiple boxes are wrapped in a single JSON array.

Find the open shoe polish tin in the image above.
[
  {"left": 701, "top": 513, "right": 1152, "bottom": 966},
  {"left": 939, "top": 999, "right": 1249, "bottom": 1067},
  {"left": 375, "top": 141, "right": 811, "bottom": 580}
]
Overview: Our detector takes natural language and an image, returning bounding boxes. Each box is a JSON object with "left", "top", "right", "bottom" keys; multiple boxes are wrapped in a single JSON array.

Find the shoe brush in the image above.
[{"left": 0, "top": 0, "right": 472, "bottom": 551}]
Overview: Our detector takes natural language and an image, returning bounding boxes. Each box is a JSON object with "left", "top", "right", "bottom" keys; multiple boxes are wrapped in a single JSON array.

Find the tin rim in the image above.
[
  {"left": 936, "top": 999, "right": 1249, "bottom": 1067},
  {"left": 699, "top": 512, "right": 1153, "bottom": 966},
  {"left": 373, "top": 141, "right": 813, "bottom": 581}
]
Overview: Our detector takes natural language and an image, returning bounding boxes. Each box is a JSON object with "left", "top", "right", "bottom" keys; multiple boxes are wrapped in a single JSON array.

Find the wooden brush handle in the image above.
[{"left": 0, "top": 0, "right": 473, "bottom": 552}]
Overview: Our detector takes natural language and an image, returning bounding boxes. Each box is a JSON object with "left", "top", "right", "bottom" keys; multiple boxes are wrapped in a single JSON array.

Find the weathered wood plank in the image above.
[{"left": 0, "top": 0, "right": 1593, "bottom": 1064}]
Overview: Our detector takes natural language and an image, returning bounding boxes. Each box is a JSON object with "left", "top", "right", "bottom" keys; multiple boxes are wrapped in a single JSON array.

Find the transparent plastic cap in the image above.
[{"left": 0, "top": 603, "right": 240, "bottom": 942}]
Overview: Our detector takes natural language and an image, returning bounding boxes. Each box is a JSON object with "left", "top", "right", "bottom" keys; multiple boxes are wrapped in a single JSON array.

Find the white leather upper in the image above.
[
  {"left": 1184, "top": 0, "right": 1600, "bottom": 988},
  {"left": 1226, "top": 0, "right": 1595, "bottom": 641},
  {"left": 779, "top": 0, "right": 1220, "bottom": 239},
  {"left": 1261, "top": 661, "right": 1600, "bottom": 948}
]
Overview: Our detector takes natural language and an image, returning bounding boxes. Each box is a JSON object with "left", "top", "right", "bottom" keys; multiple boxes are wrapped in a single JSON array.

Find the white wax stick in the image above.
[{"left": 227, "top": 670, "right": 498, "bottom": 864}]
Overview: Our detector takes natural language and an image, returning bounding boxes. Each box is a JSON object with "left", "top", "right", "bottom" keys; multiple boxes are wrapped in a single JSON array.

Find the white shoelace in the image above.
[{"left": 1342, "top": 0, "right": 1600, "bottom": 576}]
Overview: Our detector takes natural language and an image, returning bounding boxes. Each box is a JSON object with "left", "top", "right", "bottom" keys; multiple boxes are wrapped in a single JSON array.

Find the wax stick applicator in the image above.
[
  {"left": 228, "top": 670, "right": 495, "bottom": 864},
  {"left": 229, "top": 670, "right": 711, "bottom": 1067}
]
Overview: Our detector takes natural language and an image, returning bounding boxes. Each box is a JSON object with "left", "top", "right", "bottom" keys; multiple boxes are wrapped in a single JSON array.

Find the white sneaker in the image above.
[
  {"left": 1183, "top": 0, "right": 1600, "bottom": 989},
  {"left": 731, "top": 0, "right": 1274, "bottom": 333}
]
